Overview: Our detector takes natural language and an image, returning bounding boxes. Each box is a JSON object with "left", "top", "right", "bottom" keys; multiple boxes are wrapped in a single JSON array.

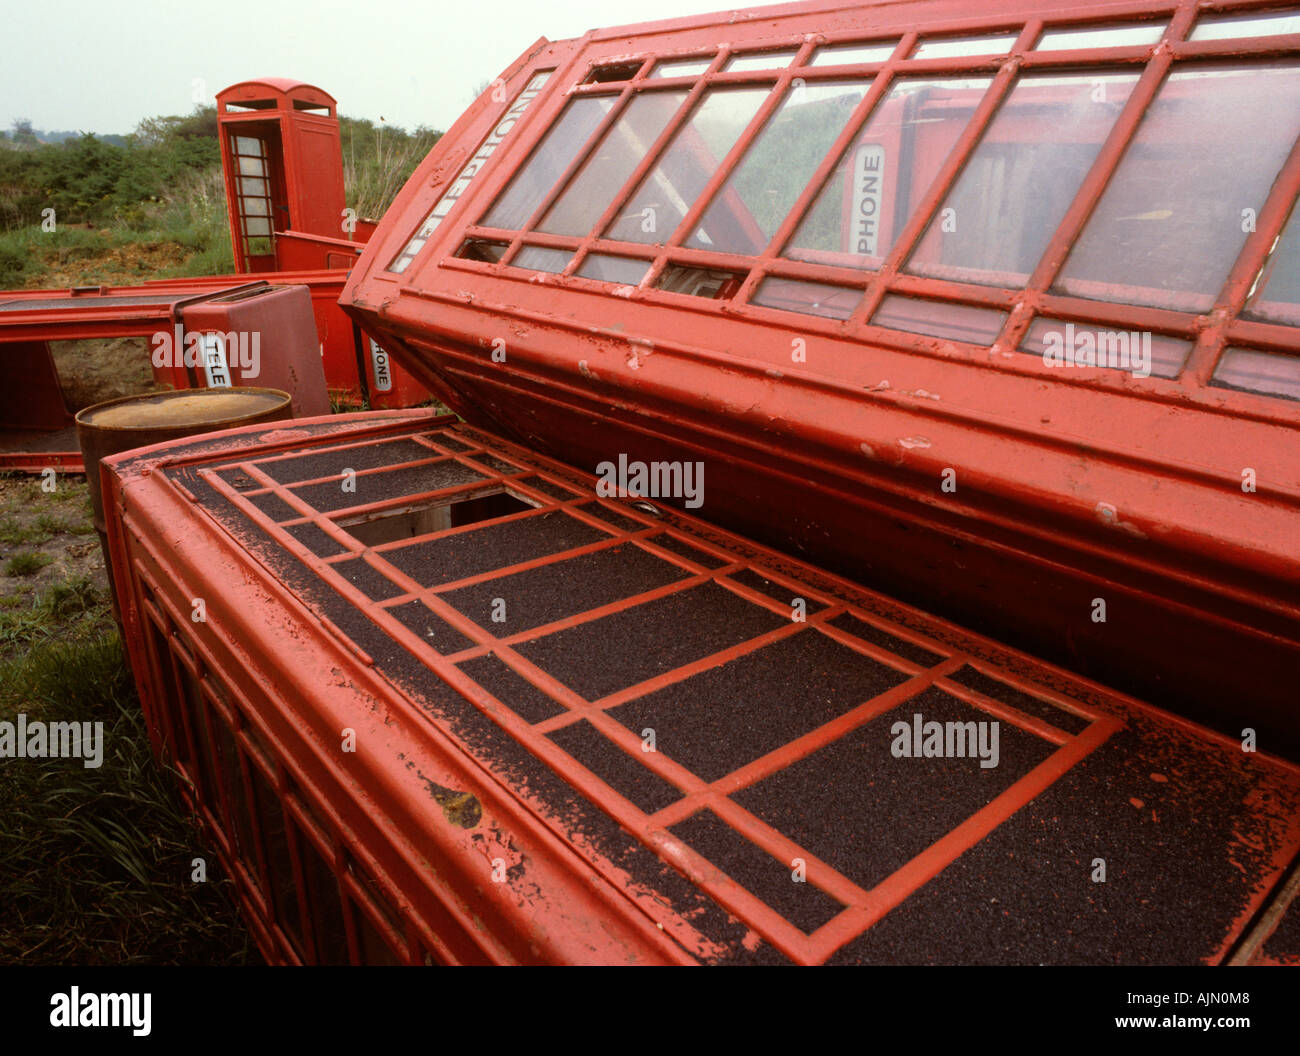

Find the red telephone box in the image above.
[
  {"left": 217, "top": 79, "right": 349, "bottom": 274},
  {"left": 212, "top": 78, "right": 428, "bottom": 407}
]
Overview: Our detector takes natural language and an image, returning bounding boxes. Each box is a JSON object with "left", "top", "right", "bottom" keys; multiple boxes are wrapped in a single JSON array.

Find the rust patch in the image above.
[{"left": 420, "top": 774, "right": 483, "bottom": 829}]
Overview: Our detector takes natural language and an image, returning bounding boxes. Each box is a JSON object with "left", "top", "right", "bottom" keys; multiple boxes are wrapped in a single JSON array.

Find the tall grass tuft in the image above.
[{"left": 342, "top": 120, "right": 441, "bottom": 220}]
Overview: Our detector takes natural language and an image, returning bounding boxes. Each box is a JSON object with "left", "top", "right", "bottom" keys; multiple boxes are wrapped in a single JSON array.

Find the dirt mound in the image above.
[{"left": 24, "top": 239, "right": 193, "bottom": 289}]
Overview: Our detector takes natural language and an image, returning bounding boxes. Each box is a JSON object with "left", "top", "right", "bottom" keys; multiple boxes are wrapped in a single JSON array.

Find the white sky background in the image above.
[{"left": 0, "top": 0, "right": 740, "bottom": 135}]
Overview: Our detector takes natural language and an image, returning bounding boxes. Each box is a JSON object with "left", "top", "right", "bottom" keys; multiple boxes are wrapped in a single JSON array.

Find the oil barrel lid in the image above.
[{"left": 76, "top": 388, "right": 291, "bottom": 431}]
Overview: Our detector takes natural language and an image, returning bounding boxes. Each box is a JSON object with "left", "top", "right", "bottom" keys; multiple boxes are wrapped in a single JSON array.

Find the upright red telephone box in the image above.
[{"left": 217, "top": 79, "right": 349, "bottom": 274}]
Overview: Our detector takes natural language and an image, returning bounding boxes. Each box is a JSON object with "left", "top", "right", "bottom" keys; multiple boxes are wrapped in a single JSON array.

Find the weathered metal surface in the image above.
[
  {"left": 77, "top": 387, "right": 292, "bottom": 619},
  {"left": 176, "top": 285, "right": 329, "bottom": 417},
  {"left": 100, "top": 411, "right": 1300, "bottom": 964}
]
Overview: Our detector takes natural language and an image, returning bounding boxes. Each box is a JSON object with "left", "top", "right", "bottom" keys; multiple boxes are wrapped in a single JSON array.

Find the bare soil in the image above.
[
  {"left": 50, "top": 336, "right": 165, "bottom": 413},
  {"left": 22, "top": 236, "right": 193, "bottom": 290}
]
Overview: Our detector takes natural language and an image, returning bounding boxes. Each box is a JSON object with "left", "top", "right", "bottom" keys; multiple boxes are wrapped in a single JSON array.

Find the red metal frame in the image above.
[
  {"left": 424, "top": 1, "right": 1300, "bottom": 401},
  {"left": 342, "top": 0, "right": 1300, "bottom": 754},
  {"left": 0, "top": 270, "right": 427, "bottom": 453}
]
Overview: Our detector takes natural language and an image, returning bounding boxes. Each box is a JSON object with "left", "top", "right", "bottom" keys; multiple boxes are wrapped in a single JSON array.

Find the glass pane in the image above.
[
  {"left": 482, "top": 97, "right": 614, "bottom": 231},
  {"left": 751, "top": 277, "right": 861, "bottom": 319},
  {"left": 234, "top": 136, "right": 263, "bottom": 155},
  {"left": 249, "top": 765, "right": 304, "bottom": 953},
  {"left": 242, "top": 198, "right": 270, "bottom": 217},
  {"left": 650, "top": 58, "right": 713, "bottom": 78},
  {"left": 1036, "top": 22, "right": 1166, "bottom": 50},
  {"left": 1190, "top": 9, "right": 1300, "bottom": 42},
  {"left": 655, "top": 265, "right": 745, "bottom": 298},
  {"left": 176, "top": 662, "right": 216, "bottom": 805},
  {"left": 1055, "top": 62, "right": 1300, "bottom": 312},
  {"left": 208, "top": 717, "right": 254, "bottom": 860},
  {"left": 605, "top": 87, "right": 770, "bottom": 244},
  {"left": 689, "top": 81, "right": 869, "bottom": 256},
  {"left": 298, "top": 834, "right": 349, "bottom": 965},
  {"left": 1211, "top": 347, "right": 1300, "bottom": 401},
  {"left": 783, "top": 77, "right": 994, "bottom": 269},
  {"left": 725, "top": 50, "right": 799, "bottom": 72},
  {"left": 239, "top": 176, "right": 268, "bottom": 197},
  {"left": 538, "top": 92, "right": 687, "bottom": 236},
  {"left": 871, "top": 295, "right": 1007, "bottom": 344},
  {"left": 1245, "top": 206, "right": 1300, "bottom": 326},
  {"left": 1019, "top": 318, "right": 1190, "bottom": 378},
  {"left": 812, "top": 41, "right": 898, "bottom": 66},
  {"left": 457, "top": 239, "right": 509, "bottom": 263},
  {"left": 354, "top": 901, "right": 405, "bottom": 965},
  {"left": 913, "top": 34, "right": 1018, "bottom": 59},
  {"left": 907, "top": 72, "right": 1140, "bottom": 287},
  {"left": 576, "top": 254, "right": 651, "bottom": 284},
  {"left": 237, "top": 156, "right": 265, "bottom": 177},
  {"left": 243, "top": 218, "right": 271, "bottom": 237},
  {"left": 512, "top": 245, "right": 572, "bottom": 273}
]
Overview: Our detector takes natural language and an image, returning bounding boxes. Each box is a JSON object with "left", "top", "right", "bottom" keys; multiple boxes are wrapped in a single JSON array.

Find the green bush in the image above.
[{"left": 0, "top": 243, "right": 23, "bottom": 286}]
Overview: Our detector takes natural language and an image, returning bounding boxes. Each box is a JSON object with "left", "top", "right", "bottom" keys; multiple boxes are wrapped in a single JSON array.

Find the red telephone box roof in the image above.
[{"left": 217, "top": 79, "right": 338, "bottom": 112}]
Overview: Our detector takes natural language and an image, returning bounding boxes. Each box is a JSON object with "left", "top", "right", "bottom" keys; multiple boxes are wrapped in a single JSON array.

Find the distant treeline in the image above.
[
  {"left": 0, "top": 110, "right": 219, "bottom": 229},
  {"left": 0, "top": 124, "right": 129, "bottom": 147}
]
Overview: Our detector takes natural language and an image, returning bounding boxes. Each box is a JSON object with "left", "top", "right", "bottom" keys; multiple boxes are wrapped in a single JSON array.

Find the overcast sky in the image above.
[{"left": 1, "top": 0, "right": 736, "bottom": 136}]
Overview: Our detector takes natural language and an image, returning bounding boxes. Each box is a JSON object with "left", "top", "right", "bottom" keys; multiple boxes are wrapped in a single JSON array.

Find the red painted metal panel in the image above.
[
  {"left": 179, "top": 285, "right": 329, "bottom": 417},
  {"left": 272, "top": 231, "right": 364, "bottom": 271},
  {"left": 100, "top": 410, "right": 1300, "bottom": 963},
  {"left": 0, "top": 340, "right": 73, "bottom": 431},
  {"left": 139, "top": 273, "right": 372, "bottom": 402}
]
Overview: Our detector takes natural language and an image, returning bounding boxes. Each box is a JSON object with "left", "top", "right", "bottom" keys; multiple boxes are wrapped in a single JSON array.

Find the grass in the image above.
[
  {"left": 2, "top": 122, "right": 433, "bottom": 289},
  {"left": 0, "top": 169, "right": 235, "bottom": 289},
  {"left": 330, "top": 391, "right": 371, "bottom": 414},
  {"left": 0, "top": 634, "right": 255, "bottom": 964},
  {"left": 6, "top": 552, "right": 52, "bottom": 577},
  {"left": 0, "top": 513, "right": 95, "bottom": 546},
  {"left": 0, "top": 574, "right": 102, "bottom": 648},
  {"left": 0, "top": 110, "right": 444, "bottom": 963},
  {"left": 0, "top": 473, "right": 255, "bottom": 964},
  {"left": 343, "top": 129, "right": 439, "bottom": 221}
]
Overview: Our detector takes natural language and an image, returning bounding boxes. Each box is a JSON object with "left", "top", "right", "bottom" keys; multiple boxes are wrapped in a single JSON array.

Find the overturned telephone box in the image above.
[{"left": 104, "top": 0, "right": 1300, "bottom": 964}]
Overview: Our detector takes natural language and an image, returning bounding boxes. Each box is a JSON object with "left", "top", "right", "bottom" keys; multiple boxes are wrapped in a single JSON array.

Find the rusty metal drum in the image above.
[{"left": 75, "top": 387, "right": 293, "bottom": 617}]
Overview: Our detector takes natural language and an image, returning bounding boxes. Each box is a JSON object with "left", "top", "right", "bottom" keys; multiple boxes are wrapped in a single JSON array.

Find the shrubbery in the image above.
[
  {"left": 0, "top": 109, "right": 221, "bottom": 230},
  {"left": 0, "top": 105, "right": 441, "bottom": 286}
]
